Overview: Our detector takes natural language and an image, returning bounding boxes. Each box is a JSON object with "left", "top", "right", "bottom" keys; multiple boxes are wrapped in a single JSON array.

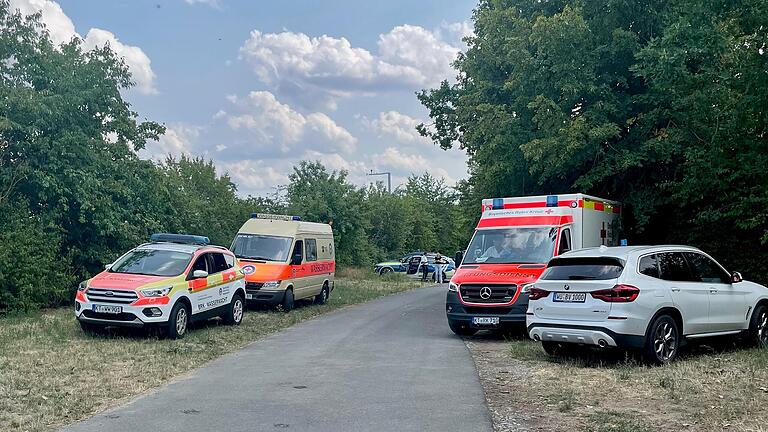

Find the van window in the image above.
[
  {"left": 306, "top": 239, "right": 318, "bottom": 261},
  {"left": 541, "top": 257, "right": 624, "bottom": 280},
  {"left": 638, "top": 254, "right": 660, "bottom": 278},
  {"left": 684, "top": 252, "right": 731, "bottom": 284},
  {"left": 557, "top": 228, "right": 572, "bottom": 255},
  {"left": 658, "top": 252, "right": 696, "bottom": 282},
  {"left": 291, "top": 240, "right": 304, "bottom": 264},
  {"left": 231, "top": 234, "right": 293, "bottom": 262}
]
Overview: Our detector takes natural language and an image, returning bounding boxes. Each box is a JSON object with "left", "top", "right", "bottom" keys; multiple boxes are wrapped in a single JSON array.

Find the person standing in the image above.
[
  {"left": 434, "top": 253, "right": 446, "bottom": 284},
  {"left": 419, "top": 253, "right": 429, "bottom": 281}
]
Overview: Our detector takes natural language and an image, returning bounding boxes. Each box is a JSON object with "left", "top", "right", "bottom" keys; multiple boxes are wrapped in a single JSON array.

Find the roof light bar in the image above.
[
  {"left": 250, "top": 213, "right": 301, "bottom": 221},
  {"left": 149, "top": 233, "right": 210, "bottom": 245}
]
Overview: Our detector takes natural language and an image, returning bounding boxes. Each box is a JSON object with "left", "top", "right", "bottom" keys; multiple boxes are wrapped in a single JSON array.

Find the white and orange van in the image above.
[{"left": 230, "top": 214, "right": 335, "bottom": 311}]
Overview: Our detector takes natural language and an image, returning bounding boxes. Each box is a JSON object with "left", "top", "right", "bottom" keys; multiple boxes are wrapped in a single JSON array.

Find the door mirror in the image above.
[
  {"left": 192, "top": 270, "right": 208, "bottom": 279},
  {"left": 454, "top": 251, "right": 464, "bottom": 266},
  {"left": 104, "top": 263, "right": 113, "bottom": 271},
  {"left": 290, "top": 254, "right": 302, "bottom": 266},
  {"left": 732, "top": 271, "right": 743, "bottom": 283}
]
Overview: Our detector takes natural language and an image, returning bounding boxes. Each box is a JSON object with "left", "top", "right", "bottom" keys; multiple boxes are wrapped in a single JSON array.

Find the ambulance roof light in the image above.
[
  {"left": 150, "top": 233, "right": 210, "bottom": 245},
  {"left": 251, "top": 213, "right": 302, "bottom": 221},
  {"left": 546, "top": 195, "right": 559, "bottom": 207}
]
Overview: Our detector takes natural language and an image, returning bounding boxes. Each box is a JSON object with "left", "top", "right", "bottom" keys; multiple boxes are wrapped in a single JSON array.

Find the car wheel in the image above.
[
  {"left": 643, "top": 315, "right": 679, "bottom": 365},
  {"left": 315, "top": 284, "right": 330, "bottom": 305},
  {"left": 748, "top": 304, "right": 768, "bottom": 348},
  {"left": 379, "top": 267, "right": 393, "bottom": 276},
  {"left": 223, "top": 294, "right": 244, "bottom": 325},
  {"left": 448, "top": 320, "right": 477, "bottom": 336},
  {"left": 166, "top": 301, "right": 190, "bottom": 339},
  {"left": 281, "top": 288, "right": 295, "bottom": 312},
  {"left": 79, "top": 321, "right": 104, "bottom": 335}
]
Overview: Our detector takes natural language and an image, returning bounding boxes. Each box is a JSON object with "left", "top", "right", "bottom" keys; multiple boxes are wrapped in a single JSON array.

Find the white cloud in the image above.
[
  {"left": 140, "top": 123, "right": 201, "bottom": 161},
  {"left": 221, "top": 90, "right": 357, "bottom": 154},
  {"left": 8, "top": 0, "right": 157, "bottom": 94},
  {"left": 365, "top": 111, "right": 428, "bottom": 145},
  {"left": 238, "top": 23, "right": 464, "bottom": 107},
  {"left": 372, "top": 147, "right": 456, "bottom": 185},
  {"left": 216, "top": 160, "right": 289, "bottom": 194}
]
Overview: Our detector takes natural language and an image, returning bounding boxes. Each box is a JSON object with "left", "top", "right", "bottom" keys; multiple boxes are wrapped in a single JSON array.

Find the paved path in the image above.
[{"left": 62, "top": 286, "right": 493, "bottom": 432}]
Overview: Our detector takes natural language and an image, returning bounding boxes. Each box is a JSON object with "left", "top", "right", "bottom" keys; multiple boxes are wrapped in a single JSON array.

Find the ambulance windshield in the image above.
[
  {"left": 231, "top": 234, "right": 293, "bottom": 262},
  {"left": 464, "top": 227, "right": 558, "bottom": 264},
  {"left": 110, "top": 249, "right": 193, "bottom": 277}
]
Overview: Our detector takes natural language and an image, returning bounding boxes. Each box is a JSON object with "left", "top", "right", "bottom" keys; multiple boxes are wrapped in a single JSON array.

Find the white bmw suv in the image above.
[{"left": 526, "top": 246, "right": 768, "bottom": 364}]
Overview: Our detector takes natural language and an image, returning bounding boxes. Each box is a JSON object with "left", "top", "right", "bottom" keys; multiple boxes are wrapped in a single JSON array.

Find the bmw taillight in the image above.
[
  {"left": 528, "top": 287, "right": 550, "bottom": 301},
  {"left": 590, "top": 284, "right": 640, "bottom": 302}
]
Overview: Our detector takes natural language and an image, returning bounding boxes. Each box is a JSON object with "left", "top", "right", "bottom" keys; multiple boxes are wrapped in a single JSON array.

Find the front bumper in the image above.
[
  {"left": 245, "top": 289, "right": 285, "bottom": 306},
  {"left": 74, "top": 299, "right": 172, "bottom": 328},
  {"left": 445, "top": 290, "right": 527, "bottom": 329}
]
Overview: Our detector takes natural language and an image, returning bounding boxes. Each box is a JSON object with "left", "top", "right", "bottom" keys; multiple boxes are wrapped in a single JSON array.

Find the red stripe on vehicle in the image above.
[{"left": 477, "top": 215, "right": 574, "bottom": 228}]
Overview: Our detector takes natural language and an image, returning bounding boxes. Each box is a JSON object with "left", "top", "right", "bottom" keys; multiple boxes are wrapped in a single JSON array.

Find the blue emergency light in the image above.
[
  {"left": 150, "top": 233, "right": 210, "bottom": 245},
  {"left": 546, "top": 195, "right": 559, "bottom": 207},
  {"left": 492, "top": 198, "right": 504, "bottom": 210}
]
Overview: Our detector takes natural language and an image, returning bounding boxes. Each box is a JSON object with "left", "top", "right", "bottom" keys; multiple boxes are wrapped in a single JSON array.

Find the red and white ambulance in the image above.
[{"left": 446, "top": 194, "right": 622, "bottom": 335}]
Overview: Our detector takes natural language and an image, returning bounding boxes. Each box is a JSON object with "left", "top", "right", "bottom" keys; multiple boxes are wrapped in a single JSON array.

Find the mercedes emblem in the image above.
[{"left": 479, "top": 286, "right": 492, "bottom": 300}]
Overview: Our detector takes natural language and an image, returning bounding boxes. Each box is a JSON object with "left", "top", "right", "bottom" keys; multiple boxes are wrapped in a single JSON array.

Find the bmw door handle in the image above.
[
  {"left": 670, "top": 287, "right": 681, "bottom": 292},
  {"left": 710, "top": 288, "right": 718, "bottom": 294}
]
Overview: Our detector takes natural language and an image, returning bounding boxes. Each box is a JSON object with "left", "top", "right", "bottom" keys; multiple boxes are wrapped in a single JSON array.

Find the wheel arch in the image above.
[
  {"left": 175, "top": 295, "right": 192, "bottom": 312},
  {"left": 647, "top": 306, "right": 684, "bottom": 336},
  {"left": 749, "top": 298, "right": 768, "bottom": 322}
]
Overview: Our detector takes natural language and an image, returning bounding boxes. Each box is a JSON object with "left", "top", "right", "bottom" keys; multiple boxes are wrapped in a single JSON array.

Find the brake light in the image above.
[
  {"left": 528, "top": 287, "right": 550, "bottom": 301},
  {"left": 590, "top": 284, "right": 640, "bottom": 302}
]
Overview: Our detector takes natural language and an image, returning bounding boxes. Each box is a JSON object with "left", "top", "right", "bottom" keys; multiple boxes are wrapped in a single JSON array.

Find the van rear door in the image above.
[{"left": 532, "top": 257, "right": 625, "bottom": 322}]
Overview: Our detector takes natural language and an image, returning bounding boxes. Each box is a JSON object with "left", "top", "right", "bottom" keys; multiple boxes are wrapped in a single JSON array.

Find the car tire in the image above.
[
  {"left": 222, "top": 294, "right": 244, "bottom": 326},
  {"left": 448, "top": 320, "right": 477, "bottom": 336},
  {"left": 314, "top": 284, "right": 329, "bottom": 305},
  {"left": 281, "top": 288, "right": 295, "bottom": 312},
  {"left": 79, "top": 321, "right": 104, "bottom": 335},
  {"left": 643, "top": 315, "right": 680, "bottom": 365},
  {"left": 747, "top": 304, "right": 768, "bottom": 348},
  {"left": 380, "top": 267, "right": 393, "bottom": 276},
  {"left": 166, "top": 301, "right": 190, "bottom": 339}
]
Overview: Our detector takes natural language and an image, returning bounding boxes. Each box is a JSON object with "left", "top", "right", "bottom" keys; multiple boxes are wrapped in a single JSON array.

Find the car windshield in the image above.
[
  {"left": 231, "top": 234, "right": 293, "bottom": 262},
  {"left": 463, "top": 227, "right": 558, "bottom": 264},
  {"left": 110, "top": 249, "right": 192, "bottom": 277}
]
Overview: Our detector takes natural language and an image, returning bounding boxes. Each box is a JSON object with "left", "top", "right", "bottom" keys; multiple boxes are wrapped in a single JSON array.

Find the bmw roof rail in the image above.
[{"left": 149, "top": 233, "right": 210, "bottom": 246}]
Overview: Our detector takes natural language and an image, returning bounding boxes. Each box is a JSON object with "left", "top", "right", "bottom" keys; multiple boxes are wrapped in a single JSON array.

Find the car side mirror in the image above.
[
  {"left": 104, "top": 263, "right": 113, "bottom": 271},
  {"left": 732, "top": 272, "right": 743, "bottom": 283},
  {"left": 290, "top": 254, "right": 302, "bottom": 266},
  {"left": 192, "top": 270, "right": 208, "bottom": 279},
  {"left": 454, "top": 251, "right": 464, "bottom": 266}
]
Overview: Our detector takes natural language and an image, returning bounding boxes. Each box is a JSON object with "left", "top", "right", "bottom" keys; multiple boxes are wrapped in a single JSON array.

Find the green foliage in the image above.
[{"left": 418, "top": 0, "right": 768, "bottom": 281}]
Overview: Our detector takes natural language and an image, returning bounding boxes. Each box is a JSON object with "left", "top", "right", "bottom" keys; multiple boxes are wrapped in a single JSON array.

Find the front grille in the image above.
[
  {"left": 82, "top": 310, "right": 138, "bottom": 322},
  {"left": 246, "top": 282, "right": 264, "bottom": 291},
  {"left": 460, "top": 284, "right": 517, "bottom": 304},
  {"left": 86, "top": 288, "right": 138, "bottom": 304}
]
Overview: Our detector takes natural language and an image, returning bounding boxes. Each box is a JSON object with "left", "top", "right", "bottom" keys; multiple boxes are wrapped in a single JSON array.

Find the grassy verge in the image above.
[
  {"left": 487, "top": 336, "right": 768, "bottom": 431},
  {"left": 0, "top": 270, "right": 424, "bottom": 432}
]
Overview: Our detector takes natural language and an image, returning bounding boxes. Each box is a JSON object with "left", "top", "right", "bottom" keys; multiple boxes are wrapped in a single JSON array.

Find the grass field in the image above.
[
  {"left": 0, "top": 269, "right": 424, "bottom": 432},
  {"left": 470, "top": 334, "right": 768, "bottom": 432}
]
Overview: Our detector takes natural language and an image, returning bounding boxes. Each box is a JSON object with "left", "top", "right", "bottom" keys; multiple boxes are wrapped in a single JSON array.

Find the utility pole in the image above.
[{"left": 366, "top": 170, "right": 392, "bottom": 193}]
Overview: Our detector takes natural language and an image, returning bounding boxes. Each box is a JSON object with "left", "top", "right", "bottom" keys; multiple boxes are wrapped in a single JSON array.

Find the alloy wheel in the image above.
[
  {"left": 758, "top": 311, "right": 768, "bottom": 345},
  {"left": 176, "top": 308, "right": 188, "bottom": 336},
  {"left": 233, "top": 299, "right": 244, "bottom": 323},
  {"left": 653, "top": 322, "right": 676, "bottom": 362}
]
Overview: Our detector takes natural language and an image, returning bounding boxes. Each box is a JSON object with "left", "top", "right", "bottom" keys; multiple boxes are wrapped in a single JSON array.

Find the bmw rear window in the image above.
[{"left": 541, "top": 257, "right": 625, "bottom": 280}]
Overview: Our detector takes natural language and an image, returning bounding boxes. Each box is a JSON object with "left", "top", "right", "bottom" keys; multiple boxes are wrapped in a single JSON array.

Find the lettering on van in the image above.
[{"left": 310, "top": 262, "right": 333, "bottom": 273}]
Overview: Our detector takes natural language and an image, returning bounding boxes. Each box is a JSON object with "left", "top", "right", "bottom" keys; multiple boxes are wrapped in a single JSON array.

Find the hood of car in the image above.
[
  {"left": 89, "top": 272, "right": 169, "bottom": 290},
  {"left": 452, "top": 263, "right": 545, "bottom": 285}
]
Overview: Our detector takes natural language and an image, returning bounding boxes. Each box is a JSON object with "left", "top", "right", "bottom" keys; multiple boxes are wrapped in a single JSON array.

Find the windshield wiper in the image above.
[{"left": 237, "top": 256, "right": 273, "bottom": 262}]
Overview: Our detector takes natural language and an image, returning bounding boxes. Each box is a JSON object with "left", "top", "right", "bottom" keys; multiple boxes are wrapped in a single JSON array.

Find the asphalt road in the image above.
[{"left": 61, "top": 285, "right": 493, "bottom": 432}]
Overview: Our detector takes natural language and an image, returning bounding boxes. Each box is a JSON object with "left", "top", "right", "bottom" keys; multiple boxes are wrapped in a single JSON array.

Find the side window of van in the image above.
[
  {"left": 306, "top": 239, "right": 318, "bottom": 261},
  {"left": 291, "top": 240, "right": 304, "bottom": 265},
  {"left": 557, "top": 228, "right": 572, "bottom": 255}
]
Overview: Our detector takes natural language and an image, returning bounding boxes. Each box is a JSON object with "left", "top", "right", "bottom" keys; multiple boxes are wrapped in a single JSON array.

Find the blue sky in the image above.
[{"left": 12, "top": 0, "right": 476, "bottom": 196}]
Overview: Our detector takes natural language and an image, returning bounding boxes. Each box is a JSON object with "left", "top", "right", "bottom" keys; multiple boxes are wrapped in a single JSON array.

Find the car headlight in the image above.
[
  {"left": 262, "top": 281, "right": 281, "bottom": 289},
  {"left": 78, "top": 281, "right": 88, "bottom": 291},
  {"left": 521, "top": 283, "right": 535, "bottom": 293},
  {"left": 448, "top": 282, "right": 459, "bottom": 292},
  {"left": 140, "top": 286, "right": 172, "bottom": 297}
]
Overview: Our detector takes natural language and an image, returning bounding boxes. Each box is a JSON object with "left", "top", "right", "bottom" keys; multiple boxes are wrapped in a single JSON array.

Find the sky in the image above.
[{"left": 9, "top": 0, "right": 476, "bottom": 197}]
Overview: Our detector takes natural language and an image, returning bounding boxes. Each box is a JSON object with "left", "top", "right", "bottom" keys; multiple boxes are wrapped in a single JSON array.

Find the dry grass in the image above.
[
  {"left": 0, "top": 272, "right": 424, "bottom": 432},
  {"left": 472, "top": 334, "right": 768, "bottom": 432}
]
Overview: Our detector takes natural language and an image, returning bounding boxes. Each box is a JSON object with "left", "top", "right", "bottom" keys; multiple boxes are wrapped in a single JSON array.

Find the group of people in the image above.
[{"left": 419, "top": 252, "right": 448, "bottom": 283}]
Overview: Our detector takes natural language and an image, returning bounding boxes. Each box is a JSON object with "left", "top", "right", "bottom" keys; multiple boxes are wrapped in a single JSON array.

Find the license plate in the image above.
[
  {"left": 472, "top": 316, "right": 500, "bottom": 326},
  {"left": 245, "top": 293, "right": 253, "bottom": 300},
  {"left": 92, "top": 304, "right": 122, "bottom": 314},
  {"left": 553, "top": 292, "right": 587, "bottom": 303}
]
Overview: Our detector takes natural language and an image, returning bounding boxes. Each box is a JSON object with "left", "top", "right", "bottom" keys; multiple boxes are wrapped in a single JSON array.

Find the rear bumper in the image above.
[
  {"left": 446, "top": 290, "right": 527, "bottom": 329},
  {"left": 527, "top": 322, "right": 645, "bottom": 349},
  {"left": 245, "top": 289, "right": 285, "bottom": 306}
]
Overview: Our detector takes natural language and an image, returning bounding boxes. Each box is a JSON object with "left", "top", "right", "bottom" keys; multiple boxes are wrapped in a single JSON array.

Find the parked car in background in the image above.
[
  {"left": 374, "top": 252, "right": 423, "bottom": 275},
  {"left": 526, "top": 245, "right": 768, "bottom": 364},
  {"left": 447, "top": 194, "right": 622, "bottom": 336},
  {"left": 375, "top": 253, "right": 454, "bottom": 280},
  {"left": 75, "top": 233, "right": 246, "bottom": 339},
  {"left": 232, "top": 213, "right": 335, "bottom": 312}
]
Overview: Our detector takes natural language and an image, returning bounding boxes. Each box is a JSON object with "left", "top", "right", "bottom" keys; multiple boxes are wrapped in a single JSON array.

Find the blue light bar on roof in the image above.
[
  {"left": 149, "top": 233, "right": 210, "bottom": 245},
  {"left": 492, "top": 198, "right": 504, "bottom": 210},
  {"left": 251, "top": 213, "right": 301, "bottom": 221},
  {"left": 546, "top": 195, "right": 559, "bottom": 207}
]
